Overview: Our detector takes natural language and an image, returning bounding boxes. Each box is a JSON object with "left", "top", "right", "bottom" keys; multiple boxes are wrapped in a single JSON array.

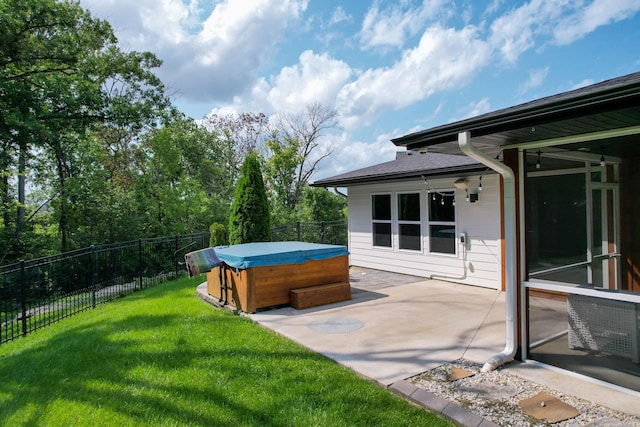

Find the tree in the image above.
[
  {"left": 228, "top": 153, "right": 271, "bottom": 244},
  {"left": 0, "top": 0, "right": 169, "bottom": 255},
  {"left": 301, "top": 187, "right": 347, "bottom": 223},
  {"left": 262, "top": 136, "right": 304, "bottom": 225},
  {"left": 269, "top": 102, "right": 338, "bottom": 217},
  {"left": 202, "top": 112, "right": 270, "bottom": 176}
]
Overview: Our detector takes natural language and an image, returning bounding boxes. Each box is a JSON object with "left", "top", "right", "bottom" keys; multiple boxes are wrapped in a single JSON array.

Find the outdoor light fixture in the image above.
[
  {"left": 478, "top": 176, "right": 483, "bottom": 192},
  {"left": 536, "top": 150, "right": 541, "bottom": 169},
  {"left": 454, "top": 178, "right": 468, "bottom": 189},
  {"left": 600, "top": 154, "right": 606, "bottom": 167},
  {"left": 465, "top": 188, "right": 470, "bottom": 202}
]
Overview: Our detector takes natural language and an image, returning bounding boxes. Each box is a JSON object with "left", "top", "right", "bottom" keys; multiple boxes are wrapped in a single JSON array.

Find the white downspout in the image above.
[{"left": 457, "top": 131, "right": 518, "bottom": 372}]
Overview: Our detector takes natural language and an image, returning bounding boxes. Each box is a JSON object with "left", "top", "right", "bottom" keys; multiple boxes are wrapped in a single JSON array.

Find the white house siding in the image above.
[{"left": 347, "top": 174, "right": 502, "bottom": 290}]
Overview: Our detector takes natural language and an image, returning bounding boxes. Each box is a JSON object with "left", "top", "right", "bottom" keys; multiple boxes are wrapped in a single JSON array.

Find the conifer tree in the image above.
[{"left": 228, "top": 153, "right": 271, "bottom": 244}]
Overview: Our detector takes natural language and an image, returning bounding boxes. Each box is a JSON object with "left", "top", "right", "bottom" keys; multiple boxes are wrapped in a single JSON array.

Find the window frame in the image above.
[
  {"left": 397, "top": 192, "right": 422, "bottom": 252},
  {"left": 371, "top": 193, "right": 393, "bottom": 249},
  {"left": 427, "top": 190, "right": 457, "bottom": 256}
]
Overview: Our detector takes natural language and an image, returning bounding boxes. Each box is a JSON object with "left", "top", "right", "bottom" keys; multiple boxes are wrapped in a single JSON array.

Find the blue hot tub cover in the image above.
[{"left": 213, "top": 241, "right": 349, "bottom": 270}]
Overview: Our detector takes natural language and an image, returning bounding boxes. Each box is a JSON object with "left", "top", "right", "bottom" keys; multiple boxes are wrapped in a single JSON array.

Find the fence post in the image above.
[
  {"left": 296, "top": 222, "right": 301, "bottom": 241},
  {"left": 175, "top": 235, "right": 179, "bottom": 277},
  {"left": 91, "top": 245, "right": 97, "bottom": 308},
  {"left": 20, "top": 260, "right": 27, "bottom": 337},
  {"left": 138, "top": 239, "right": 143, "bottom": 288},
  {"left": 321, "top": 221, "right": 326, "bottom": 244}
]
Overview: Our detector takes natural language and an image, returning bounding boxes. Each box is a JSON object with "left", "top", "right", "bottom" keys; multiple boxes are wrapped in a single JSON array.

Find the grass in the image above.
[{"left": 0, "top": 276, "right": 452, "bottom": 426}]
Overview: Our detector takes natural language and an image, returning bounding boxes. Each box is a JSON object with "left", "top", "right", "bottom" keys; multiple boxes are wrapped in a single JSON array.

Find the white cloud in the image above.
[
  {"left": 266, "top": 51, "right": 353, "bottom": 113},
  {"left": 330, "top": 6, "right": 352, "bottom": 25},
  {"left": 463, "top": 98, "right": 492, "bottom": 119},
  {"left": 570, "top": 78, "right": 595, "bottom": 90},
  {"left": 489, "top": 0, "right": 565, "bottom": 64},
  {"left": 489, "top": 0, "right": 640, "bottom": 64},
  {"left": 314, "top": 131, "right": 399, "bottom": 180},
  {"left": 359, "top": 0, "right": 449, "bottom": 50},
  {"left": 519, "top": 67, "right": 550, "bottom": 94},
  {"left": 338, "top": 24, "right": 491, "bottom": 130},
  {"left": 553, "top": 0, "right": 640, "bottom": 44},
  {"left": 82, "top": 0, "right": 308, "bottom": 103}
]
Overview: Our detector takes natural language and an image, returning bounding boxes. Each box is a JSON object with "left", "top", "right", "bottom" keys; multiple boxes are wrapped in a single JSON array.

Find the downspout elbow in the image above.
[{"left": 458, "top": 131, "right": 518, "bottom": 372}]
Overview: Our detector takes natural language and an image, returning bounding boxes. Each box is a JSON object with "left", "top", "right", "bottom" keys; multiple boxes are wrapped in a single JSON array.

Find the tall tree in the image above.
[
  {"left": 270, "top": 102, "right": 338, "bottom": 216},
  {"left": 0, "top": 0, "right": 169, "bottom": 255},
  {"left": 228, "top": 153, "right": 271, "bottom": 244}
]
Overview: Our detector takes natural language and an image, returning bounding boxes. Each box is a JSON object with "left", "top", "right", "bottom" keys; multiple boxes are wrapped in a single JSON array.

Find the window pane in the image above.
[
  {"left": 372, "top": 195, "right": 391, "bottom": 220},
  {"left": 398, "top": 193, "right": 420, "bottom": 221},
  {"left": 429, "top": 192, "right": 455, "bottom": 221},
  {"left": 429, "top": 225, "right": 456, "bottom": 254},
  {"left": 373, "top": 223, "right": 392, "bottom": 247},
  {"left": 399, "top": 224, "right": 421, "bottom": 250}
]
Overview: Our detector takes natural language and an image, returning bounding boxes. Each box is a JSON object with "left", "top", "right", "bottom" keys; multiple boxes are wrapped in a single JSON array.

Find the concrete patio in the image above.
[{"left": 196, "top": 266, "right": 640, "bottom": 420}]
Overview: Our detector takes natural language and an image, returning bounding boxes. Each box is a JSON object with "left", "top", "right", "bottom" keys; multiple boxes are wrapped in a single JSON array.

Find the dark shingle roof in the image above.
[
  {"left": 312, "top": 151, "right": 486, "bottom": 187},
  {"left": 392, "top": 71, "right": 640, "bottom": 153}
]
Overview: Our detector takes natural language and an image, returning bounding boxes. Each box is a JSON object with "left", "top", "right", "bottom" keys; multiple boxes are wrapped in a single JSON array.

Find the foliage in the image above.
[
  {"left": 209, "top": 222, "right": 227, "bottom": 247},
  {"left": 0, "top": 0, "right": 343, "bottom": 263},
  {"left": 0, "top": 276, "right": 450, "bottom": 426},
  {"left": 228, "top": 153, "right": 271, "bottom": 244},
  {"left": 301, "top": 187, "right": 347, "bottom": 222},
  {"left": 0, "top": 0, "right": 169, "bottom": 258}
]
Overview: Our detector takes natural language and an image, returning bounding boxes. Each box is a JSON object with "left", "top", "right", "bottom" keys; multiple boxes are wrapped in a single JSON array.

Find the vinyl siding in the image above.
[{"left": 346, "top": 174, "right": 502, "bottom": 289}]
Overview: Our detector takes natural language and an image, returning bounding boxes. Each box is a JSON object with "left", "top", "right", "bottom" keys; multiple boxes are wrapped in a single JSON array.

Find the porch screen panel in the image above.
[
  {"left": 526, "top": 172, "right": 587, "bottom": 283},
  {"left": 372, "top": 194, "right": 392, "bottom": 247}
]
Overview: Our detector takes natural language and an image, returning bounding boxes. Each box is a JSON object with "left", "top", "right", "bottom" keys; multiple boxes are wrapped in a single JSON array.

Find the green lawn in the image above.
[{"left": 0, "top": 276, "right": 451, "bottom": 426}]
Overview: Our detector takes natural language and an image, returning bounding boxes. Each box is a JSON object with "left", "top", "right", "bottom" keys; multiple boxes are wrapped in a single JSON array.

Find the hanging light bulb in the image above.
[
  {"left": 441, "top": 196, "right": 445, "bottom": 206},
  {"left": 536, "top": 150, "right": 541, "bottom": 169},
  {"left": 478, "top": 176, "right": 483, "bottom": 192},
  {"left": 600, "top": 154, "right": 605, "bottom": 167},
  {"left": 465, "top": 188, "right": 470, "bottom": 202}
]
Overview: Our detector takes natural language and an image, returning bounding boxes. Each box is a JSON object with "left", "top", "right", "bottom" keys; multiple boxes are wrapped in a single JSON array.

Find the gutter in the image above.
[
  {"left": 333, "top": 187, "right": 347, "bottom": 198},
  {"left": 458, "top": 131, "right": 518, "bottom": 373}
]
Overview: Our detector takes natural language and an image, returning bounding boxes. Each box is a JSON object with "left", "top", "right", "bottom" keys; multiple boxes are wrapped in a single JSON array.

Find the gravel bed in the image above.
[{"left": 410, "top": 359, "right": 640, "bottom": 426}]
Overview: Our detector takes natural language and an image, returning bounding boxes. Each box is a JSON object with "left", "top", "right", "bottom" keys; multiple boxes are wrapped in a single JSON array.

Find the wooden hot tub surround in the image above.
[{"left": 206, "top": 242, "right": 350, "bottom": 313}]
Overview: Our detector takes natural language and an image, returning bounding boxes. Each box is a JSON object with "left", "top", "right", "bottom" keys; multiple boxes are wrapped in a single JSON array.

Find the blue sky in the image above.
[{"left": 80, "top": 0, "right": 640, "bottom": 180}]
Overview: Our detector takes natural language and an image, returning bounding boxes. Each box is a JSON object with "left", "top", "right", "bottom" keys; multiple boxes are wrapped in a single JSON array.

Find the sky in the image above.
[{"left": 79, "top": 0, "right": 640, "bottom": 181}]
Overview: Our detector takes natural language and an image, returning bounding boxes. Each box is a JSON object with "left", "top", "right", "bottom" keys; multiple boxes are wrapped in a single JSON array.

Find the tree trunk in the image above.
[{"left": 17, "top": 141, "right": 26, "bottom": 234}]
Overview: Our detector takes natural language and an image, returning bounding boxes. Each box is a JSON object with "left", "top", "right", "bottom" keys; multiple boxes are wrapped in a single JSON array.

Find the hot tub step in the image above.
[{"left": 290, "top": 282, "right": 351, "bottom": 310}]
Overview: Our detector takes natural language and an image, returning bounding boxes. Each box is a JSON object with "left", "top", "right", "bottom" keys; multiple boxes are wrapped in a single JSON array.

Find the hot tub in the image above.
[{"left": 206, "top": 242, "right": 350, "bottom": 312}]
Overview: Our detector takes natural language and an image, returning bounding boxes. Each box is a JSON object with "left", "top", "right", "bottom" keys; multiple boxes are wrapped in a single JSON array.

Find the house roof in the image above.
[
  {"left": 392, "top": 71, "right": 640, "bottom": 158},
  {"left": 312, "top": 151, "right": 488, "bottom": 187}
]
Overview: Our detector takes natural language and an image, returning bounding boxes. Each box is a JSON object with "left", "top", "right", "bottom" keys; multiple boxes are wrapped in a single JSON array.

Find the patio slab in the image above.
[
  {"left": 248, "top": 268, "right": 505, "bottom": 386},
  {"left": 195, "top": 266, "right": 640, "bottom": 420}
]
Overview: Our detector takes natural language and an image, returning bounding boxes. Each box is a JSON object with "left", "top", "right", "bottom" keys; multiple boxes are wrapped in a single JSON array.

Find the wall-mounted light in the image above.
[{"left": 454, "top": 178, "right": 468, "bottom": 189}]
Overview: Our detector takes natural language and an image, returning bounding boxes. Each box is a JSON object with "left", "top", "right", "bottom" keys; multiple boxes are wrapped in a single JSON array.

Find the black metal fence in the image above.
[
  {"left": 0, "top": 233, "right": 209, "bottom": 345},
  {"left": 272, "top": 221, "right": 347, "bottom": 246}
]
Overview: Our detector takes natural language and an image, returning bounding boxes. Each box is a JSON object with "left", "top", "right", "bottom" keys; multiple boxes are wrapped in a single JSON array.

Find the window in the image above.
[
  {"left": 398, "top": 193, "right": 421, "bottom": 250},
  {"left": 428, "top": 191, "right": 456, "bottom": 254},
  {"left": 372, "top": 194, "right": 391, "bottom": 247}
]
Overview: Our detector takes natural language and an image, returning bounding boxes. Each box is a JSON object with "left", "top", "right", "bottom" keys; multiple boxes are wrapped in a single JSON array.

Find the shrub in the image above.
[
  {"left": 228, "top": 153, "right": 271, "bottom": 244},
  {"left": 209, "top": 223, "right": 227, "bottom": 247}
]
